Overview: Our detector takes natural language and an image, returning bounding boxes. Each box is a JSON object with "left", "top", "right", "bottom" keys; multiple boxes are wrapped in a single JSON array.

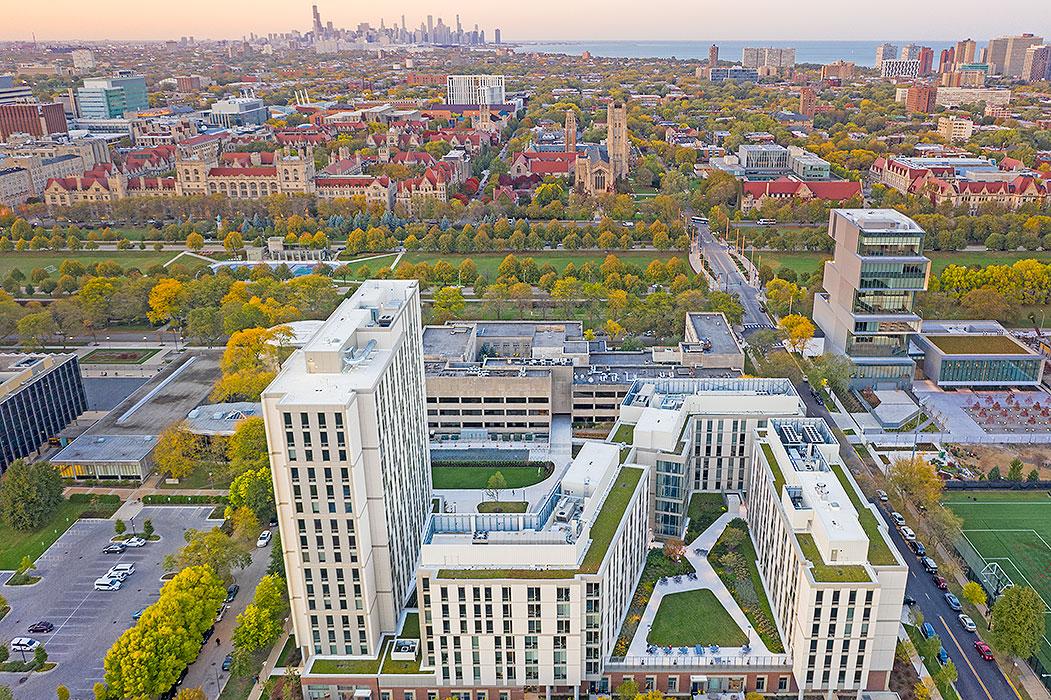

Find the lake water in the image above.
[{"left": 513, "top": 40, "right": 959, "bottom": 67}]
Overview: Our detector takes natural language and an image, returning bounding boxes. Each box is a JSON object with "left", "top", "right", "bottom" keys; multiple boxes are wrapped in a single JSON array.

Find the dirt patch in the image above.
[
  {"left": 955, "top": 443, "right": 1051, "bottom": 479},
  {"left": 888, "top": 656, "right": 921, "bottom": 700}
]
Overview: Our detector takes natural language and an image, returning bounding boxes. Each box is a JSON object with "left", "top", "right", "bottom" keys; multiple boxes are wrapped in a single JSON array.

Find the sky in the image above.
[{"left": 1, "top": 0, "right": 1047, "bottom": 42}]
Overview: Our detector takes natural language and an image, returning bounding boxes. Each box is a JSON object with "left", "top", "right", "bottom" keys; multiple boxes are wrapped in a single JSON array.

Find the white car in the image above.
[
  {"left": 107, "top": 563, "right": 135, "bottom": 580},
  {"left": 124, "top": 536, "right": 147, "bottom": 547},
  {"left": 876, "top": 490, "right": 889, "bottom": 502},
  {"left": 891, "top": 511, "right": 906, "bottom": 526},
  {"left": 10, "top": 637, "right": 41, "bottom": 653},
  {"left": 94, "top": 576, "right": 122, "bottom": 591},
  {"left": 959, "top": 614, "right": 977, "bottom": 632},
  {"left": 900, "top": 526, "right": 917, "bottom": 542},
  {"left": 256, "top": 530, "right": 272, "bottom": 548}
]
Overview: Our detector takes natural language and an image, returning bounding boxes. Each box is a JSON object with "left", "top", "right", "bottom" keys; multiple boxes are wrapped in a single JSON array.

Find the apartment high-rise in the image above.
[
  {"left": 445, "top": 74, "right": 505, "bottom": 105},
  {"left": 917, "top": 47, "right": 935, "bottom": 76},
  {"left": 1022, "top": 44, "right": 1051, "bottom": 82},
  {"left": 904, "top": 84, "right": 937, "bottom": 113},
  {"left": 874, "top": 43, "right": 897, "bottom": 68},
  {"left": 0, "top": 103, "right": 68, "bottom": 139},
  {"left": 953, "top": 38, "right": 976, "bottom": 68},
  {"left": 799, "top": 87, "right": 817, "bottom": 117},
  {"left": 708, "top": 43, "right": 719, "bottom": 68},
  {"left": 264, "top": 280, "right": 432, "bottom": 660},
  {"left": 813, "top": 209, "right": 931, "bottom": 387},
  {"left": 985, "top": 33, "right": 1044, "bottom": 76},
  {"left": 742, "top": 46, "right": 796, "bottom": 70}
]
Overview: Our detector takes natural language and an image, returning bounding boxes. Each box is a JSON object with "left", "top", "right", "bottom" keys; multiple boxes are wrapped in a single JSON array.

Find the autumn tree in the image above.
[
  {"left": 227, "top": 466, "right": 275, "bottom": 522},
  {"left": 432, "top": 286, "right": 465, "bottom": 324},
  {"left": 887, "top": 457, "right": 943, "bottom": 510},
  {"left": 153, "top": 424, "right": 204, "bottom": 480},
  {"left": 962, "top": 581, "right": 987, "bottom": 608},
  {"left": 164, "top": 527, "right": 251, "bottom": 582},
  {"left": 778, "top": 314, "right": 815, "bottom": 354}
]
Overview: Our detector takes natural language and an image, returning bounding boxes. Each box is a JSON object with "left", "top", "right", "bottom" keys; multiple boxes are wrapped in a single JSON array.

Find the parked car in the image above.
[
  {"left": 94, "top": 576, "right": 122, "bottom": 591},
  {"left": 222, "top": 654, "right": 234, "bottom": 672},
  {"left": 27, "top": 621, "right": 53, "bottom": 634},
  {"left": 215, "top": 604, "right": 228, "bottom": 623},
  {"left": 102, "top": 543, "right": 127, "bottom": 554},
  {"left": 937, "top": 647, "right": 949, "bottom": 664},
  {"left": 132, "top": 608, "right": 147, "bottom": 621},
  {"left": 10, "top": 637, "right": 41, "bottom": 653},
  {"left": 958, "top": 614, "right": 976, "bottom": 632},
  {"left": 256, "top": 530, "right": 272, "bottom": 548},
  {"left": 201, "top": 626, "right": 215, "bottom": 646},
  {"left": 944, "top": 592, "right": 962, "bottom": 611},
  {"left": 890, "top": 511, "right": 906, "bottom": 527},
  {"left": 125, "top": 536, "right": 147, "bottom": 547},
  {"left": 922, "top": 557, "right": 938, "bottom": 573},
  {"left": 107, "top": 563, "right": 136, "bottom": 580},
  {"left": 904, "top": 595, "right": 917, "bottom": 607},
  {"left": 974, "top": 639, "right": 994, "bottom": 660},
  {"left": 933, "top": 575, "right": 949, "bottom": 590},
  {"left": 900, "top": 526, "right": 916, "bottom": 542},
  {"left": 876, "top": 489, "right": 888, "bottom": 502},
  {"left": 911, "top": 541, "right": 927, "bottom": 557},
  {"left": 921, "top": 622, "right": 936, "bottom": 639},
  {"left": 225, "top": 584, "right": 240, "bottom": 603}
]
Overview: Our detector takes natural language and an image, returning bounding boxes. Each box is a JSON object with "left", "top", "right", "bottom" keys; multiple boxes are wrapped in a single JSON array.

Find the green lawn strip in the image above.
[
  {"left": 686, "top": 492, "right": 727, "bottom": 542},
  {"left": 613, "top": 549, "right": 696, "bottom": 656},
  {"left": 828, "top": 464, "right": 897, "bottom": 566},
  {"left": 142, "top": 494, "right": 228, "bottom": 505},
  {"left": 796, "top": 533, "right": 870, "bottom": 583},
  {"left": 647, "top": 589, "right": 747, "bottom": 647},
  {"left": 276, "top": 635, "right": 299, "bottom": 667},
  {"left": 612, "top": 423, "right": 634, "bottom": 444},
  {"left": 403, "top": 251, "right": 676, "bottom": 280},
  {"left": 438, "top": 466, "right": 643, "bottom": 580},
  {"left": 430, "top": 462, "right": 552, "bottom": 490},
  {"left": 757, "top": 250, "right": 1051, "bottom": 279},
  {"left": 0, "top": 251, "right": 199, "bottom": 278},
  {"left": 381, "top": 616, "right": 425, "bottom": 675},
  {"left": 905, "top": 624, "right": 961, "bottom": 700},
  {"left": 80, "top": 348, "right": 160, "bottom": 364},
  {"left": 760, "top": 442, "right": 785, "bottom": 494},
  {"left": 312, "top": 642, "right": 386, "bottom": 675},
  {"left": 707, "top": 519, "right": 785, "bottom": 653},
  {"left": 477, "top": 501, "right": 528, "bottom": 513},
  {"left": 158, "top": 462, "right": 232, "bottom": 490},
  {"left": 0, "top": 495, "right": 120, "bottom": 569},
  {"left": 218, "top": 650, "right": 268, "bottom": 700}
]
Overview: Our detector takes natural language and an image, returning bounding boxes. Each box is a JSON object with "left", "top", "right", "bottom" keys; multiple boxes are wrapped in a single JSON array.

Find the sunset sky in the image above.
[{"left": 2, "top": 0, "right": 1046, "bottom": 41}]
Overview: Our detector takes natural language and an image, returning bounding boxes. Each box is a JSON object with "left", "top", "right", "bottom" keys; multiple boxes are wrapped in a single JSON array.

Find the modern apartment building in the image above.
[
  {"left": 937, "top": 114, "right": 974, "bottom": 142},
  {"left": 0, "top": 353, "right": 86, "bottom": 472},
  {"left": 615, "top": 377, "right": 805, "bottom": 537},
  {"left": 0, "top": 102, "right": 67, "bottom": 139},
  {"left": 873, "top": 43, "right": 897, "bottom": 68},
  {"left": 76, "top": 71, "right": 148, "bottom": 119},
  {"left": 741, "top": 47, "right": 796, "bottom": 70},
  {"left": 812, "top": 209, "right": 931, "bottom": 388},
  {"left": 1022, "top": 45, "right": 1051, "bottom": 82},
  {"left": 446, "top": 75, "right": 506, "bottom": 105},
  {"left": 748, "top": 418, "right": 906, "bottom": 693},
  {"left": 264, "top": 280, "right": 433, "bottom": 660},
  {"left": 879, "top": 59, "right": 920, "bottom": 79},
  {"left": 984, "top": 33, "right": 1044, "bottom": 77}
]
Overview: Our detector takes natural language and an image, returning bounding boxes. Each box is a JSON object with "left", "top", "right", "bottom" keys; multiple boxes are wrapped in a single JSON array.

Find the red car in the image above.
[
  {"left": 933, "top": 575, "right": 948, "bottom": 590},
  {"left": 974, "top": 640, "right": 994, "bottom": 661}
]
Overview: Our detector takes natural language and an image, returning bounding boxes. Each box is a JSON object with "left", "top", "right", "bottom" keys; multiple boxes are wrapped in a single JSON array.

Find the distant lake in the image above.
[{"left": 512, "top": 40, "right": 959, "bottom": 67}]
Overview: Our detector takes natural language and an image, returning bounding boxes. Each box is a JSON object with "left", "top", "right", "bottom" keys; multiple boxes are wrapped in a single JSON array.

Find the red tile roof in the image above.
[{"left": 208, "top": 167, "right": 278, "bottom": 177}]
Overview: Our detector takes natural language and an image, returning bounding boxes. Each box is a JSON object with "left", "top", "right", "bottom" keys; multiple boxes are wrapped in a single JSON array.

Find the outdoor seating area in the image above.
[
  {"left": 963, "top": 393, "right": 1051, "bottom": 434},
  {"left": 642, "top": 643, "right": 753, "bottom": 662}
]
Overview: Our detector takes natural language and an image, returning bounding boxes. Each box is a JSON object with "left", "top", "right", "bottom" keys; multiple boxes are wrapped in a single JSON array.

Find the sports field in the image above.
[{"left": 945, "top": 490, "right": 1051, "bottom": 666}]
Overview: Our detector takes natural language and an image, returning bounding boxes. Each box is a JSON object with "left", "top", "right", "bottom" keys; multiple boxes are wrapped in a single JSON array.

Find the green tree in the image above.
[
  {"left": 0, "top": 460, "right": 64, "bottom": 531},
  {"left": 185, "top": 307, "right": 224, "bottom": 347},
  {"left": 143, "top": 519, "right": 155, "bottom": 539},
  {"left": 990, "top": 586, "right": 1046, "bottom": 657},
  {"left": 432, "top": 286, "right": 465, "bottom": 323},
  {"left": 227, "top": 466, "right": 275, "bottom": 522},
  {"left": 1006, "top": 458, "right": 1024, "bottom": 481},
  {"left": 56, "top": 685, "right": 71, "bottom": 700},
  {"left": 185, "top": 233, "right": 205, "bottom": 252},
  {"left": 485, "top": 471, "right": 507, "bottom": 503},
  {"left": 615, "top": 679, "right": 640, "bottom": 700},
  {"left": 114, "top": 519, "right": 126, "bottom": 537},
  {"left": 232, "top": 603, "right": 282, "bottom": 653},
  {"left": 0, "top": 686, "right": 13, "bottom": 700},
  {"left": 16, "top": 311, "right": 57, "bottom": 351},
  {"left": 227, "top": 417, "right": 268, "bottom": 475},
  {"left": 164, "top": 528, "right": 251, "bottom": 582},
  {"left": 33, "top": 644, "right": 48, "bottom": 667}
]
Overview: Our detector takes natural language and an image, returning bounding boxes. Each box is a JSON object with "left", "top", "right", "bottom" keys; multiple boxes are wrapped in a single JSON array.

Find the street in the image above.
[{"left": 691, "top": 222, "right": 772, "bottom": 328}]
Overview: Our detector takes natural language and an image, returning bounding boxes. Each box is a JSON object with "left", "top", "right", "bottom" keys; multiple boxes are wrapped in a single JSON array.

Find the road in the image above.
[
  {"left": 691, "top": 221, "right": 771, "bottom": 328},
  {"left": 877, "top": 503, "right": 1021, "bottom": 700}
]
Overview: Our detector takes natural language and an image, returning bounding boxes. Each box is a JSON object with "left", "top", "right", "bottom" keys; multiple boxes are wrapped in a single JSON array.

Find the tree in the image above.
[
  {"left": 227, "top": 466, "right": 275, "bottom": 522},
  {"left": 778, "top": 314, "right": 815, "bottom": 354},
  {"left": 147, "top": 278, "right": 188, "bottom": 325},
  {"left": 1007, "top": 458, "right": 1024, "bottom": 482},
  {"left": 33, "top": 644, "right": 48, "bottom": 667},
  {"left": 962, "top": 581, "right": 987, "bottom": 609},
  {"left": 615, "top": 679, "right": 639, "bottom": 700},
  {"left": 174, "top": 689, "right": 207, "bottom": 700},
  {"left": 888, "top": 457, "right": 943, "bottom": 510},
  {"left": 185, "top": 233, "right": 205, "bottom": 252},
  {"left": 934, "top": 660, "right": 957, "bottom": 689},
  {"left": 153, "top": 424, "right": 204, "bottom": 480},
  {"left": 164, "top": 527, "right": 251, "bottom": 582},
  {"left": 990, "top": 586, "right": 1046, "bottom": 658},
  {"left": 765, "top": 277, "right": 804, "bottom": 316},
  {"left": 806, "top": 353, "right": 853, "bottom": 397},
  {"left": 143, "top": 519, "right": 155, "bottom": 539},
  {"left": 223, "top": 231, "right": 245, "bottom": 255},
  {"left": 0, "top": 687, "right": 12, "bottom": 700},
  {"left": 227, "top": 417, "right": 269, "bottom": 475},
  {"left": 232, "top": 574, "right": 288, "bottom": 654},
  {"left": 432, "top": 286, "right": 465, "bottom": 323},
  {"left": 114, "top": 519, "right": 126, "bottom": 537},
  {"left": 212, "top": 326, "right": 292, "bottom": 402},
  {"left": 56, "top": 685, "right": 71, "bottom": 700},
  {"left": 185, "top": 307, "right": 224, "bottom": 347},
  {"left": 662, "top": 537, "right": 685, "bottom": 562},
  {"left": 0, "top": 460, "right": 64, "bottom": 531},
  {"left": 16, "top": 311, "right": 57, "bottom": 350},
  {"left": 485, "top": 471, "right": 507, "bottom": 503}
]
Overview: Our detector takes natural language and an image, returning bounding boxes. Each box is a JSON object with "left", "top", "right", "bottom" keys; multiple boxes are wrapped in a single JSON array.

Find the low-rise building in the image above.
[
  {"left": 0, "top": 166, "right": 33, "bottom": 206},
  {"left": 937, "top": 115, "right": 974, "bottom": 142},
  {"left": 914, "top": 320, "right": 1045, "bottom": 387}
]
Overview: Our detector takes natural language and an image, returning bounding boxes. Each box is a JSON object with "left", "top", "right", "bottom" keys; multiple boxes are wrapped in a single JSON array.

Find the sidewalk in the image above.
[
  {"left": 65, "top": 473, "right": 228, "bottom": 520},
  {"left": 245, "top": 618, "right": 294, "bottom": 700}
]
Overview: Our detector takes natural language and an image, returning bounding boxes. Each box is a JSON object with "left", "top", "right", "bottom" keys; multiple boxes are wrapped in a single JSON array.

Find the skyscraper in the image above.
[
  {"left": 874, "top": 43, "right": 898, "bottom": 68},
  {"left": 708, "top": 43, "right": 719, "bottom": 68},
  {"left": 984, "top": 34, "right": 1042, "bottom": 76},
  {"left": 938, "top": 47, "right": 955, "bottom": 73},
  {"left": 953, "top": 39, "right": 976, "bottom": 67},
  {"left": 76, "top": 71, "right": 148, "bottom": 119},
  {"left": 311, "top": 5, "right": 323, "bottom": 36},
  {"left": 917, "top": 47, "right": 935, "bottom": 76},
  {"left": 1022, "top": 45, "right": 1051, "bottom": 82},
  {"left": 799, "top": 87, "right": 817, "bottom": 117},
  {"left": 264, "top": 280, "right": 432, "bottom": 660}
]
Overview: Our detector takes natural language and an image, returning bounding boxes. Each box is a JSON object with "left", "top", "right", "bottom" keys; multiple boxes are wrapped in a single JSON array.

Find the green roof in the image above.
[
  {"left": 761, "top": 442, "right": 786, "bottom": 494},
  {"left": 829, "top": 463, "right": 898, "bottom": 567},
  {"left": 612, "top": 423, "right": 634, "bottom": 444},
  {"left": 311, "top": 653, "right": 384, "bottom": 675},
  {"left": 438, "top": 466, "right": 644, "bottom": 580},
  {"left": 796, "top": 533, "right": 871, "bottom": 583},
  {"left": 927, "top": 334, "right": 1028, "bottom": 356}
]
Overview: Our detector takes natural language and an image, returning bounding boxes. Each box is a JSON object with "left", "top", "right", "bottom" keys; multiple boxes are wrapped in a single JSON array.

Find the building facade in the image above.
[
  {"left": 77, "top": 71, "right": 148, "bottom": 119},
  {"left": 446, "top": 75, "right": 506, "bottom": 105},
  {"left": 264, "top": 281, "right": 433, "bottom": 660},
  {"left": 0, "top": 353, "right": 86, "bottom": 472},
  {"left": 0, "top": 102, "right": 67, "bottom": 140}
]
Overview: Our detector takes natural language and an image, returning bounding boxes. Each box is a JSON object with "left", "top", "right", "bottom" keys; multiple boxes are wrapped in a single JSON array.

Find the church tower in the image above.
[
  {"left": 564, "top": 109, "right": 577, "bottom": 154},
  {"left": 607, "top": 100, "right": 629, "bottom": 181}
]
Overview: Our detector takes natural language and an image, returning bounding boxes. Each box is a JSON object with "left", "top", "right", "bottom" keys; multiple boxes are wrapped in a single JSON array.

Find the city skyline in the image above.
[{"left": 0, "top": 0, "right": 1046, "bottom": 41}]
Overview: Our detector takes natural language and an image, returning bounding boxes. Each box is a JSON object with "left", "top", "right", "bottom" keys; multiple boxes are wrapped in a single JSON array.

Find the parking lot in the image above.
[{"left": 0, "top": 506, "right": 217, "bottom": 699}]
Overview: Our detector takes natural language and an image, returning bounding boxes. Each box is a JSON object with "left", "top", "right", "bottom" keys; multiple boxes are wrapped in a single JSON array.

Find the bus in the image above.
[{"left": 690, "top": 215, "right": 709, "bottom": 225}]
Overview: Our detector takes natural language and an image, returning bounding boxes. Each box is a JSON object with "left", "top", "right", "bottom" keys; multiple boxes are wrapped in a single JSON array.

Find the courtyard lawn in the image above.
[
  {"left": 80, "top": 348, "right": 160, "bottom": 365},
  {"left": 430, "top": 462, "right": 553, "bottom": 490},
  {"left": 403, "top": 251, "right": 678, "bottom": 280},
  {"left": 685, "top": 492, "right": 727, "bottom": 543},
  {"left": 0, "top": 250, "right": 206, "bottom": 279},
  {"left": 477, "top": 501, "right": 528, "bottom": 513},
  {"left": 647, "top": 589, "right": 747, "bottom": 647},
  {"left": 0, "top": 495, "right": 120, "bottom": 570}
]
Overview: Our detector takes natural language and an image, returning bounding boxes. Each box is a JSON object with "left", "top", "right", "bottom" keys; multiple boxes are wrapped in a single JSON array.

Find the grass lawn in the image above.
[
  {"left": 906, "top": 624, "right": 961, "bottom": 700},
  {"left": 927, "top": 334, "right": 1029, "bottom": 355},
  {"left": 477, "top": 501, "right": 528, "bottom": 513},
  {"left": 0, "top": 496, "right": 120, "bottom": 570},
  {"left": 404, "top": 251, "right": 677, "bottom": 280},
  {"left": 648, "top": 589, "right": 747, "bottom": 647},
  {"left": 797, "top": 533, "right": 870, "bottom": 582},
  {"left": 0, "top": 251, "right": 205, "bottom": 278},
  {"left": 686, "top": 492, "right": 727, "bottom": 542},
  {"left": 312, "top": 653, "right": 383, "bottom": 675},
  {"left": 758, "top": 250, "right": 1051, "bottom": 280},
  {"left": 158, "top": 461, "right": 232, "bottom": 490},
  {"left": 944, "top": 490, "right": 1051, "bottom": 672},
  {"left": 613, "top": 549, "right": 696, "bottom": 656},
  {"left": 430, "top": 463, "right": 552, "bottom": 490},
  {"left": 612, "top": 424, "right": 634, "bottom": 444},
  {"left": 80, "top": 348, "right": 160, "bottom": 365}
]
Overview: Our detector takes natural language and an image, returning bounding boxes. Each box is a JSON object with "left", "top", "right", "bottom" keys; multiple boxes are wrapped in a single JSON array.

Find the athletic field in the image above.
[{"left": 944, "top": 490, "right": 1051, "bottom": 666}]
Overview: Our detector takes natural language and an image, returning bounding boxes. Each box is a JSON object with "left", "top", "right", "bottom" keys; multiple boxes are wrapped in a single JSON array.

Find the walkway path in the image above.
[
  {"left": 64, "top": 473, "right": 227, "bottom": 520},
  {"left": 626, "top": 494, "right": 776, "bottom": 660}
]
